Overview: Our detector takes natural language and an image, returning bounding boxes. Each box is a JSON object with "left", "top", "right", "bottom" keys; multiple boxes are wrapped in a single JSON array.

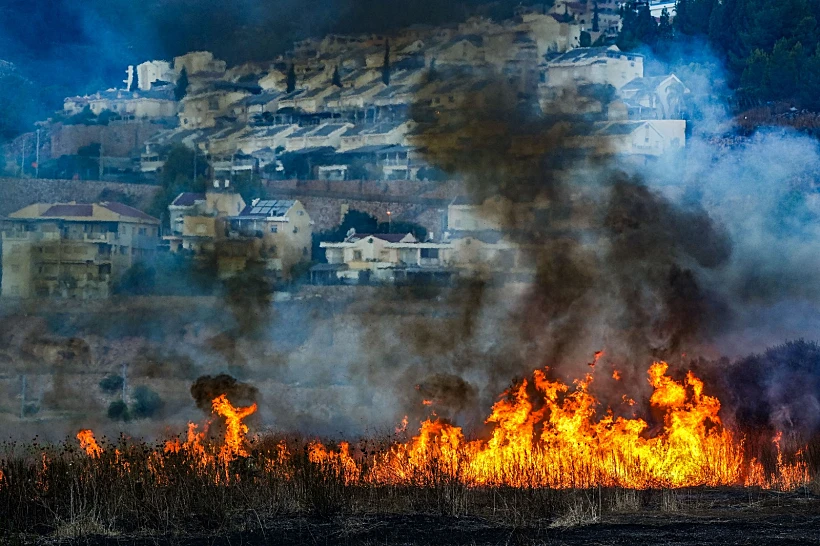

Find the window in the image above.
[
  {"left": 293, "top": 227, "right": 299, "bottom": 234},
  {"left": 421, "top": 248, "right": 439, "bottom": 259},
  {"left": 138, "top": 227, "right": 147, "bottom": 236},
  {"left": 270, "top": 225, "right": 278, "bottom": 233},
  {"left": 297, "top": 210, "right": 304, "bottom": 216},
  {"left": 353, "top": 250, "right": 363, "bottom": 261}
]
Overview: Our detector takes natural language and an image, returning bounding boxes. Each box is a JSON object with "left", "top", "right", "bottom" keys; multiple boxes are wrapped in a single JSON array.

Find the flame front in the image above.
[
  {"left": 70, "top": 364, "right": 812, "bottom": 491},
  {"left": 372, "top": 362, "right": 749, "bottom": 488}
]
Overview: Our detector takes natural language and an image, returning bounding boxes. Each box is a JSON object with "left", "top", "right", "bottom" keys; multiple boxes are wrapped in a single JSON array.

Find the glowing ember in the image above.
[{"left": 76, "top": 429, "right": 102, "bottom": 458}]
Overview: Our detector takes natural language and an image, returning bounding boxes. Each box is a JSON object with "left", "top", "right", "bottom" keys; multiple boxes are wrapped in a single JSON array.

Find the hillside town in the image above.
[{"left": 0, "top": 2, "right": 691, "bottom": 298}]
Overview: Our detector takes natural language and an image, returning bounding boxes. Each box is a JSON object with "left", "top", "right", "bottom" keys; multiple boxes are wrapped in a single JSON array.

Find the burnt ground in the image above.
[{"left": 14, "top": 489, "right": 820, "bottom": 546}]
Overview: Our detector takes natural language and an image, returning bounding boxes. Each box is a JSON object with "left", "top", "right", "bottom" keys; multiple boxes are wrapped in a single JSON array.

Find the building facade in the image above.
[{"left": 2, "top": 202, "right": 160, "bottom": 299}]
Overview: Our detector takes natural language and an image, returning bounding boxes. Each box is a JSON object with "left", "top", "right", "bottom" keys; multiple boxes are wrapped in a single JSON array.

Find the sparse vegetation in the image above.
[{"left": 0, "top": 433, "right": 817, "bottom": 541}]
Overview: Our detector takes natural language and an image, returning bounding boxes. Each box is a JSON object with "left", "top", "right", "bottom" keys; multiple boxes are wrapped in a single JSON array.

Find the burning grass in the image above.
[{"left": 1, "top": 362, "right": 819, "bottom": 539}]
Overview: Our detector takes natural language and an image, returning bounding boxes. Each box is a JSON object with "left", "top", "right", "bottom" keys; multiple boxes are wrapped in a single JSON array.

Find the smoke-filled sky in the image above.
[
  {"left": 0, "top": 0, "right": 543, "bottom": 93},
  {"left": 1, "top": 0, "right": 820, "bottom": 445}
]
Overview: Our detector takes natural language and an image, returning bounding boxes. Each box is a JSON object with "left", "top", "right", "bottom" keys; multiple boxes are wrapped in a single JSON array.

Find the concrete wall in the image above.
[
  {"left": 0, "top": 178, "right": 160, "bottom": 217},
  {"left": 50, "top": 122, "right": 167, "bottom": 158}
]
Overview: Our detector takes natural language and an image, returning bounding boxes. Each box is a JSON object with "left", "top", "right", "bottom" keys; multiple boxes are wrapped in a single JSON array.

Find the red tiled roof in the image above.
[
  {"left": 100, "top": 202, "right": 159, "bottom": 222},
  {"left": 42, "top": 204, "right": 93, "bottom": 217}
]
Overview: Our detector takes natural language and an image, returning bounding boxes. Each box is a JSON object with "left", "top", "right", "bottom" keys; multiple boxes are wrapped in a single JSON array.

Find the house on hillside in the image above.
[
  {"left": 425, "top": 35, "right": 486, "bottom": 67},
  {"left": 235, "top": 125, "right": 298, "bottom": 155},
  {"left": 1, "top": 202, "right": 160, "bottom": 299},
  {"left": 179, "top": 83, "right": 257, "bottom": 129},
  {"left": 544, "top": 46, "right": 643, "bottom": 90},
  {"left": 165, "top": 179, "right": 247, "bottom": 255},
  {"left": 317, "top": 231, "right": 455, "bottom": 284},
  {"left": 618, "top": 74, "right": 690, "bottom": 120},
  {"left": 338, "top": 121, "right": 415, "bottom": 152},
  {"left": 136, "top": 60, "right": 176, "bottom": 91},
  {"left": 67, "top": 88, "right": 178, "bottom": 120},
  {"left": 514, "top": 12, "right": 583, "bottom": 56},
  {"left": 567, "top": 120, "right": 686, "bottom": 156},
  {"left": 223, "top": 199, "right": 313, "bottom": 279},
  {"left": 283, "top": 123, "right": 353, "bottom": 152},
  {"left": 173, "top": 51, "right": 227, "bottom": 77},
  {"left": 231, "top": 91, "right": 283, "bottom": 122}
]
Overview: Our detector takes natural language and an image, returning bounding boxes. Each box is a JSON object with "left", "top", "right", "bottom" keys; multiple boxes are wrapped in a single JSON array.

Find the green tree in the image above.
[
  {"left": 99, "top": 374, "right": 124, "bottom": 395},
  {"left": 132, "top": 386, "right": 164, "bottom": 419},
  {"left": 114, "top": 261, "right": 157, "bottom": 295},
  {"left": 658, "top": 8, "right": 674, "bottom": 43},
  {"left": 174, "top": 67, "right": 189, "bottom": 101},
  {"left": 617, "top": 1, "right": 658, "bottom": 50}
]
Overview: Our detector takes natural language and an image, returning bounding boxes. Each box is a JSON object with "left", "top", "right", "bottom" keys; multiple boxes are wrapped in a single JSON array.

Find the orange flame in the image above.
[
  {"left": 370, "top": 362, "right": 747, "bottom": 488},
  {"left": 76, "top": 429, "right": 102, "bottom": 458},
  {"left": 212, "top": 394, "right": 257, "bottom": 464},
  {"left": 68, "top": 364, "right": 812, "bottom": 492}
]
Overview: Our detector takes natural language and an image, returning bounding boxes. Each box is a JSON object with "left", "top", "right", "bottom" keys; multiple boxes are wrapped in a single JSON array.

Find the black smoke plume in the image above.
[{"left": 190, "top": 374, "right": 258, "bottom": 412}]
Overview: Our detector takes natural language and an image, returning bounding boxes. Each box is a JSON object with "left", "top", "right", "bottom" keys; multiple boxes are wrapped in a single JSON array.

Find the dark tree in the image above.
[
  {"left": 132, "top": 386, "right": 164, "bottom": 419},
  {"left": 174, "top": 68, "right": 189, "bottom": 101},
  {"left": 287, "top": 63, "right": 297, "bottom": 93},
  {"left": 382, "top": 39, "right": 391, "bottom": 85},
  {"left": 658, "top": 8, "right": 674, "bottom": 43},
  {"left": 332, "top": 65, "right": 342, "bottom": 87},
  {"left": 592, "top": 1, "right": 600, "bottom": 32}
]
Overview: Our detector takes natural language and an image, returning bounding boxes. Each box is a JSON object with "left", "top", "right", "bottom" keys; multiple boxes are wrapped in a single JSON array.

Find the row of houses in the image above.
[{"left": 0, "top": 182, "right": 315, "bottom": 299}]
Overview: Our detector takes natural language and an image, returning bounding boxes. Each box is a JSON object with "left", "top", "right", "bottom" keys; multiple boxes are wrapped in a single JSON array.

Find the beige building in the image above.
[
  {"left": 87, "top": 89, "right": 178, "bottom": 119},
  {"left": 166, "top": 180, "right": 247, "bottom": 255},
  {"left": 223, "top": 199, "right": 313, "bottom": 280},
  {"left": 568, "top": 120, "right": 686, "bottom": 157},
  {"left": 319, "top": 231, "right": 454, "bottom": 284},
  {"left": 167, "top": 189, "right": 312, "bottom": 280},
  {"left": 136, "top": 60, "right": 176, "bottom": 91},
  {"left": 544, "top": 46, "right": 643, "bottom": 90},
  {"left": 179, "top": 88, "right": 252, "bottom": 129},
  {"left": 2, "top": 202, "right": 160, "bottom": 299},
  {"left": 173, "top": 51, "right": 227, "bottom": 77}
]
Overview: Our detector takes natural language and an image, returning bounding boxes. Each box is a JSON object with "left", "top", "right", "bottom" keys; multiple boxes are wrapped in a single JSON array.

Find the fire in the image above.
[
  {"left": 212, "top": 394, "right": 257, "bottom": 463},
  {"left": 76, "top": 429, "right": 102, "bottom": 458},
  {"left": 371, "top": 362, "right": 746, "bottom": 488},
  {"left": 68, "top": 365, "right": 813, "bottom": 492}
]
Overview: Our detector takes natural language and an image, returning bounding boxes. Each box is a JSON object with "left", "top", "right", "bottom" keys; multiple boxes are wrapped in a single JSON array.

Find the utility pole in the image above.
[
  {"left": 20, "top": 375, "right": 26, "bottom": 419},
  {"left": 193, "top": 146, "right": 197, "bottom": 182},
  {"left": 121, "top": 362, "right": 128, "bottom": 401}
]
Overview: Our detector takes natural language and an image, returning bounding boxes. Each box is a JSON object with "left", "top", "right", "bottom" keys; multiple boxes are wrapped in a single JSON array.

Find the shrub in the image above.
[
  {"left": 131, "top": 386, "right": 164, "bottom": 419},
  {"left": 99, "top": 374, "right": 124, "bottom": 395},
  {"left": 107, "top": 400, "right": 130, "bottom": 421}
]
